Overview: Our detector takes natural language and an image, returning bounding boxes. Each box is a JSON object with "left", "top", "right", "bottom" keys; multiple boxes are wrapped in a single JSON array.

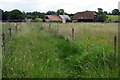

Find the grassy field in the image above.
[
  {"left": 2, "top": 22, "right": 119, "bottom": 78},
  {"left": 107, "top": 15, "right": 118, "bottom": 22},
  {"left": 2, "top": 23, "right": 16, "bottom": 32}
]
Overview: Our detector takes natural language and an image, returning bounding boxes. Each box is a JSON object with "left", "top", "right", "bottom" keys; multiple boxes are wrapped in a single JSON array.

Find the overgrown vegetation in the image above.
[
  {"left": 2, "top": 23, "right": 119, "bottom": 78},
  {"left": 107, "top": 15, "right": 119, "bottom": 22}
]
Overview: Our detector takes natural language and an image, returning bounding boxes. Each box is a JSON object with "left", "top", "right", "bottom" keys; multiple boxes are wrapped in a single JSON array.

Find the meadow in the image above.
[
  {"left": 2, "top": 22, "right": 119, "bottom": 78},
  {"left": 107, "top": 15, "right": 119, "bottom": 22}
]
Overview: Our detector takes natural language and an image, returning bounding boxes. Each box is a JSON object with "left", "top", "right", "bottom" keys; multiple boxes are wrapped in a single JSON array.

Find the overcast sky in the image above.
[{"left": 0, "top": 0, "right": 119, "bottom": 13}]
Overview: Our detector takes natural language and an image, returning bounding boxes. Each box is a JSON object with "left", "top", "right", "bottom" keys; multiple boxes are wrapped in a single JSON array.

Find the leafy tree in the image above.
[
  {"left": 57, "top": 9, "right": 65, "bottom": 15},
  {"left": 39, "top": 13, "right": 45, "bottom": 19},
  {"left": 9, "top": 9, "right": 25, "bottom": 19},
  {"left": 46, "top": 11, "right": 56, "bottom": 15},
  {"left": 26, "top": 15, "right": 35, "bottom": 19},
  {"left": 26, "top": 11, "right": 45, "bottom": 19},
  {"left": 112, "top": 9, "right": 120, "bottom": 15},
  {"left": 2, "top": 11, "right": 10, "bottom": 20},
  {"left": 97, "top": 8, "right": 108, "bottom": 22},
  {"left": 104, "top": 11, "right": 108, "bottom": 15},
  {"left": 98, "top": 8, "right": 103, "bottom": 12},
  {"left": 22, "top": 11, "right": 26, "bottom": 18},
  {"left": 97, "top": 12, "right": 108, "bottom": 22}
]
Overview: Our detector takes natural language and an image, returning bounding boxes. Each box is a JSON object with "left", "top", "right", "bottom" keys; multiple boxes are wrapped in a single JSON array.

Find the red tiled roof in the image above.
[
  {"left": 73, "top": 11, "right": 97, "bottom": 20},
  {"left": 46, "top": 15, "right": 62, "bottom": 21}
]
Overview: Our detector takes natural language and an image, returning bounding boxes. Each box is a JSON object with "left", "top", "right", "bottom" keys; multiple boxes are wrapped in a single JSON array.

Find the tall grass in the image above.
[
  {"left": 56, "top": 40, "right": 118, "bottom": 78},
  {"left": 2, "top": 22, "right": 119, "bottom": 78}
]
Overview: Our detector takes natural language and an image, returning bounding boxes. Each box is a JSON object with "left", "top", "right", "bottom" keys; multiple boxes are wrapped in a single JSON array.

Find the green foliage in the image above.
[
  {"left": 2, "top": 22, "right": 118, "bottom": 78},
  {"left": 26, "top": 15, "right": 35, "bottom": 19},
  {"left": 34, "top": 18, "right": 43, "bottom": 22},
  {"left": 56, "top": 40, "right": 118, "bottom": 78},
  {"left": 8, "top": 9, "right": 25, "bottom": 19},
  {"left": 106, "top": 15, "right": 119, "bottom": 22},
  {"left": 26, "top": 11, "right": 45, "bottom": 19},
  {"left": 56, "top": 41, "right": 80, "bottom": 59},
  {"left": 57, "top": 9, "right": 65, "bottom": 15},
  {"left": 97, "top": 12, "right": 108, "bottom": 22},
  {"left": 2, "top": 11, "right": 10, "bottom": 20},
  {"left": 46, "top": 11, "right": 56, "bottom": 15},
  {"left": 98, "top": 8, "right": 103, "bottom": 12},
  {"left": 112, "top": 9, "right": 120, "bottom": 15}
]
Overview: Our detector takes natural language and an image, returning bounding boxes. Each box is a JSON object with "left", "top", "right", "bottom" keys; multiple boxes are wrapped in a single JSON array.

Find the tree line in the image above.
[{"left": 0, "top": 8, "right": 119, "bottom": 22}]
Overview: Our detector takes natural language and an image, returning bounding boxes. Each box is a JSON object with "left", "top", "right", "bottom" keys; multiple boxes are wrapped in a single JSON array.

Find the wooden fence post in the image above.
[
  {"left": 2, "top": 33, "right": 6, "bottom": 51},
  {"left": 114, "top": 36, "right": 117, "bottom": 57},
  {"left": 72, "top": 28, "right": 74, "bottom": 41},
  {"left": 15, "top": 26, "right": 17, "bottom": 33},
  {"left": 16, "top": 22, "right": 18, "bottom": 26},
  {"left": 8, "top": 28, "right": 12, "bottom": 37},
  {"left": 49, "top": 24, "right": 51, "bottom": 29}
]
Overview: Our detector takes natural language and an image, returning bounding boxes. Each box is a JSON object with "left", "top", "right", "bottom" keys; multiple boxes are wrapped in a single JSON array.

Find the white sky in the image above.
[{"left": 0, "top": 0, "right": 119, "bottom": 13}]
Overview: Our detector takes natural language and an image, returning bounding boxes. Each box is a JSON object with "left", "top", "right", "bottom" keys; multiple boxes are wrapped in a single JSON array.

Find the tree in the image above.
[
  {"left": 98, "top": 8, "right": 103, "bottom": 12},
  {"left": 2, "top": 11, "right": 10, "bottom": 20},
  {"left": 97, "top": 8, "right": 108, "bottom": 22},
  {"left": 26, "top": 15, "right": 35, "bottom": 19},
  {"left": 39, "top": 13, "right": 45, "bottom": 19},
  {"left": 57, "top": 9, "right": 65, "bottom": 15},
  {"left": 9, "top": 9, "right": 25, "bottom": 20},
  {"left": 46, "top": 11, "right": 56, "bottom": 15},
  {"left": 104, "top": 11, "right": 108, "bottom": 15},
  {"left": 112, "top": 9, "right": 120, "bottom": 15},
  {"left": 26, "top": 11, "right": 45, "bottom": 19},
  {"left": 97, "top": 12, "right": 108, "bottom": 22}
]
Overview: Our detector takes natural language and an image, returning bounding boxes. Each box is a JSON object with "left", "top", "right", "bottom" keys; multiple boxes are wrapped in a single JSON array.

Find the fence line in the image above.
[
  {"left": 1, "top": 23, "right": 20, "bottom": 51},
  {"left": 72, "top": 28, "right": 75, "bottom": 41},
  {"left": 114, "top": 36, "right": 117, "bottom": 58},
  {"left": 1, "top": 22, "right": 118, "bottom": 57},
  {"left": 45, "top": 23, "right": 118, "bottom": 57}
]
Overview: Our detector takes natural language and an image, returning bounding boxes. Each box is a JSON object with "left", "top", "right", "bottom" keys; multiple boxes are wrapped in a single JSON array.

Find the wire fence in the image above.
[
  {"left": 1, "top": 22, "right": 20, "bottom": 51},
  {"left": 1, "top": 22, "right": 118, "bottom": 58}
]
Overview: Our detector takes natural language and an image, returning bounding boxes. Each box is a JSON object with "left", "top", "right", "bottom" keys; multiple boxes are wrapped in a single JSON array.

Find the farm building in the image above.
[
  {"left": 44, "top": 15, "right": 62, "bottom": 22},
  {"left": 72, "top": 11, "right": 98, "bottom": 22},
  {"left": 44, "top": 15, "right": 71, "bottom": 23},
  {"left": 59, "top": 15, "right": 71, "bottom": 23}
]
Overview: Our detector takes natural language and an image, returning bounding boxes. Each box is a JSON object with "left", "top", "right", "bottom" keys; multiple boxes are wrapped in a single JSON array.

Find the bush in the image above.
[
  {"left": 34, "top": 18, "right": 43, "bottom": 22},
  {"left": 97, "top": 12, "right": 108, "bottom": 22}
]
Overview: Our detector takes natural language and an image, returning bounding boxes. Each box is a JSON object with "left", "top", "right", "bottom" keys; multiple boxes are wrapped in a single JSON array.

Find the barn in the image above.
[
  {"left": 72, "top": 11, "right": 98, "bottom": 22},
  {"left": 45, "top": 15, "right": 62, "bottom": 22},
  {"left": 59, "top": 15, "right": 71, "bottom": 23}
]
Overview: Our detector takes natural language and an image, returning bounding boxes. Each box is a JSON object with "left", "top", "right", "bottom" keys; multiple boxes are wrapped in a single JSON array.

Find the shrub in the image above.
[{"left": 34, "top": 18, "right": 43, "bottom": 22}]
